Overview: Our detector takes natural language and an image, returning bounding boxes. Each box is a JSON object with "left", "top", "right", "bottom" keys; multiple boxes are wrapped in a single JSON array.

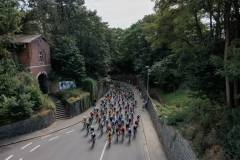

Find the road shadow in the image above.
[
  {"left": 107, "top": 143, "right": 111, "bottom": 149},
  {"left": 127, "top": 139, "right": 131, "bottom": 146},
  {"left": 84, "top": 131, "right": 89, "bottom": 138},
  {"left": 114, "top": 138, "right": 119, "bottom": 144},
  {"left": 81, "top": 127, "right": 85, "bottom": 132},
  {"left": 88, "top": 143, "right": 95, "bottom": 151},
  {"left": 121, "top": 138, "right": 124, "bottom": 144},
  {"left": 133, "top": 134, "right": 137, "bottom": 140},
  {"left": 98, "top": 133, "right": 103, "bottom": 139}
]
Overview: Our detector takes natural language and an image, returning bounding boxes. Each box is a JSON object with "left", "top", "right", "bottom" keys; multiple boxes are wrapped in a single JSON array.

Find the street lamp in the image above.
[{"left": 145, "top": 66, "right": 151, "bottom": 100}]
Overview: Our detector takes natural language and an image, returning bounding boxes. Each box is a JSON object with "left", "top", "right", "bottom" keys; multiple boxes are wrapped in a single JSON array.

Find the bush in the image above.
[
  {"left": 157, "top": 89, "right": 190, "bottom": 126},
  {"left": 226, "top": 125, "right": 240, "bottom": 159},
  {"left": 82, "top": 78, "right": 98, "bottom": 100},
  {"left": 40, "top": 95, "right": 56, "bottom": 112},
  {"left": 0, "top": 95, "right": 33, "bottom": 123},
  {"left": 0, "top": 59, "right": 53, "bottom": 125},
  {"left": 58, "top": 88, "right": 90, "bottom": 104},
  {"left": 151, "top": 54, "right": 182, "bottom": 92}
]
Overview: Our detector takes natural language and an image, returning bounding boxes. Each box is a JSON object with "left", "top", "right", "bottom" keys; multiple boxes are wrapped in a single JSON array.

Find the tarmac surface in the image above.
[{"left": 0, "top": 86, "right": 167, "bottom": 160}]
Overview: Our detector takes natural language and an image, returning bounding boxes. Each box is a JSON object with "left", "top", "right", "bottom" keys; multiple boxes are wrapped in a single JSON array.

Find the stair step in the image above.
[
  {"left": 50, "top": 96, "right": 69, "bottom": 120},
  {"left": 56, "top": 112, "right": 65, "bottom": 115},
  {"left": 56, "top": 110, "right": 64, "bottom": 112},
  {"left": 56, "top": 108, "right": 64, "bottom": 111}
]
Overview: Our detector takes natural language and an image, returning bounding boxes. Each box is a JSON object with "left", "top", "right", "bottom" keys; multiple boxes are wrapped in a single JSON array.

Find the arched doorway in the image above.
[{"left": 37, "top": 73, "right": 48, "bottom": 94}]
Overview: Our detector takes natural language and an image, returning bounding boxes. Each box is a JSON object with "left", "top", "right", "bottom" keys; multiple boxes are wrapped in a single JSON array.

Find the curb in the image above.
[{"left": 0, "top": 120, "right": 84, "bottom": 148}]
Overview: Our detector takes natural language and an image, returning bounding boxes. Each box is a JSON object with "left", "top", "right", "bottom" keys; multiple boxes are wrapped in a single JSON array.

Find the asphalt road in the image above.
[{"left": 0, "top": 86, "right": 167, "bottom": 160}]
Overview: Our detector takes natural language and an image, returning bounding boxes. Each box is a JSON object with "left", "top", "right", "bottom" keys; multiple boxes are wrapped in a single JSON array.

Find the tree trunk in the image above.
[
  {"left": 194, "top": 12, "right": 203, "bottom": 42},
  {"left": 234, "top": 80, "right": 239, "bottom": 107},
  {"left": 214, "top": 0, "right": 223, "bottom": 40},
  {"left": 207, "top": 0, "right": 214, "bottom": 38},
  {"left": 232, "top": 1, "right": 240, "bottom": 107},
  {"left": 233, "top": 0, "right": 240, "bottom": 38},
  {"left": 224, "top": 0, "right": 232, "bottom": 107}
]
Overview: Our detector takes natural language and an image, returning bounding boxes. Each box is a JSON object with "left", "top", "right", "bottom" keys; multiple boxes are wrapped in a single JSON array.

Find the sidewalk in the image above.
[
  {"left": 0, "top": 108, "right": 92, "bottom": 147},
  {"left": 133, "top": 87, "right": 168, "bottom": 160}
]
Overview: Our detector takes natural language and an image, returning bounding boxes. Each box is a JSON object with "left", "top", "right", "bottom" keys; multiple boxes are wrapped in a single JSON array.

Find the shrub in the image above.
[
  {"left": 0, "top": 95, "right": 33, "bottom": 123},
  {"left": 0, "top": 59, "right": 53, "bottom": 125},
  {"left": 82, "top": 78, "right": 98, "bottom": 100},
  {"left": 40, "top": 95, "right": 56, "bottom": 112}
]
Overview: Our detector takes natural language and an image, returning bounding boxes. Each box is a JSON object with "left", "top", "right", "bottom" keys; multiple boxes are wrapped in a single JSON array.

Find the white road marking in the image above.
[
  {"left": 99, "top": 141, "right": 108, "bottom": 160},
  {"left": 66, "top": 129, "right": 75, "bottom": 134},
  {"left": 21, "top": 142, "right": 32, "bottom": 150},
  {"left": 41, "top": 134, "right": 52, "bottom": 139},
  {"left": 60, "top": 128, "right": 68, "bottom": 133},
  {"left": 49, "top": 136, "right": 59, "bottom": 141},
  {"left": 19, "top": 158, "right": 23, "bottom": 160},
  {"left": 30, "top": 145, "right": 40, "bottom": 152},
  {"left": 5, "top": 155, "right": 13, "bottom": 160}
]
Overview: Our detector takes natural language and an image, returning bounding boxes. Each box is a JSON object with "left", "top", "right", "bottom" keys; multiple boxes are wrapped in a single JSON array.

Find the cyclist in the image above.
[
  {"left": 135, "top": 120, "right": 139, "bottom": 128},
  {"left": 133, "top": 125, "right": 137, "bottom": 137},
  {"left": 106, "top": 124, "right": 112, "bottom": 133},
  {"left": 86, "top": 121, "right": 90, "bottom": 134},
  {"left": 116, "top": 126, "right": 121, "bottom": 141},
  {"left": 100, "top": 121, "right": 104, "bottom": 134},
  {"left": 107, "top": 130, "right": 112, "bottom": 145},
  {"left": 121, "top": 127, "right": 125, "bottom": 138},
  {"left": 88, "top": 116, "right": 93, "bottom": 125},
  {"left": 126, "top": 122, "right": 130, "bottom": 131},
  {"left": 91, "top": 131, "right": 96, "bottom": 146},
  {"left": 90, "top": 126, "right": 94, "bottom": 135},
  {"left": 137, "top": 115, "right": 140, "bottom": 121},
  {"left": 127, "top": 127, "right": 132, "bottom": 142},
  {"left": 82, "top": 117, "right": 87, "bottom": 128}
]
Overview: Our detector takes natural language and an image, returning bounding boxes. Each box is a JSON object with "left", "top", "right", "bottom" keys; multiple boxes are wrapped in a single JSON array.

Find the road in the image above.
[{"left": 0, "top": 86, "right": 167, "bottom": 160}]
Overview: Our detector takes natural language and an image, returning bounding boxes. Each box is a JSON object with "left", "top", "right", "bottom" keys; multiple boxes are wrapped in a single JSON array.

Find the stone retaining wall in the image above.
[
  {"left": 137, "top": 79, "right": 198, "bottom": 160},
  {"left": 0, "top": 110, "right": 55, "bottom": 139},
  {"left": 147, "top": 100, "right": 197, "bottom": 160},
  {"left": 67, "top": 95, "right": 91, "bottom": 117},
  {"left": 97, "top": 80, "right": 110, "bottom": 99},
  {"left": 66, "top": 80, "right": 110, "bottom": 117}
]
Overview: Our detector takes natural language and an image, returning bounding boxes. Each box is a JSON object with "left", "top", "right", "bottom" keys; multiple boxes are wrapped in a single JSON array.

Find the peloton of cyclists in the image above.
[{"left": 82, "top": 83, "right": 141, "bottom": 146}]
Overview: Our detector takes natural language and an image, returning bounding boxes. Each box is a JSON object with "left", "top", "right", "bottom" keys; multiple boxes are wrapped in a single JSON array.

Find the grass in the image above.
[
  {"left": 152, "top": 89, "right": 240, "bottom": 159},
  {"left": 153, "top": 89, "right": 191, "bottom": 126},
  {"left": 40, "top": 95, "right": 56, "bottom": 112},
  {"left": 160, "top": 89, "right": 190, "bottom": 107},
  {"left": 59, "top": 88, "right": 90, "bottom": 104}
]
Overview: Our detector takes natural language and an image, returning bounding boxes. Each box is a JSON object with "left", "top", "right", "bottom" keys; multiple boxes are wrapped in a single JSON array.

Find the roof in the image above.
[{"left": 13, "top": 35, "right": 42, "bottom": 44}]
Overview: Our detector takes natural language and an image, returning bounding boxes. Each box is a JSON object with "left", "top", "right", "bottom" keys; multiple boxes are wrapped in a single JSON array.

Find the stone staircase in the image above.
[{"left": 50, "top": 95, "right": 70, "bottom": 120}]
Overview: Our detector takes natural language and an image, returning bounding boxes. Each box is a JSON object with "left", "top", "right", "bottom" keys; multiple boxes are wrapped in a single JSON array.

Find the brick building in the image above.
[{"left": 13, "top": 35, "right": 51, "bottom": 93}]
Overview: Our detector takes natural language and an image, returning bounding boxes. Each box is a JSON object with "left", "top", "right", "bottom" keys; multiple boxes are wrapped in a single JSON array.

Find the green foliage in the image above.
[
  {"left": 151, "top": 54, "right": 182, "bottom": 92},
  {"left": 82, "top": 78, "right": 98, "bottom": 100},
  {"left": 40, "top": 95, "right": 56, "bottom": 112},
  {"left": 24, "top": 0, "right": 112, "bottom": 79},
  {"left": 160, "top": 89, "right": 190, "bottom": 107},
  {"left": 0, "top": 0, "right": 23, "bottom": 58},
  {"left": 58, "top": 88, "right": 90, "bottom": 104},
  {"left": 216, "top": 107, "right": 240, "bottom": 160},
  {"left": 57, "top": 88, "right": 91, "bottom": 113},
  {"left": 0, "top": 59, "right": 52, "bottom": 125},
  {"left": 157, "top": 89, "right": 190, "bottom": 126},
  {"left": 213, "top": 39, "right": 240, "bottom": 81},
  {"left": 158, "top": 93, "right": 240, "bottom": 159},
  {"left": 52, "top": 36, "right": 86, "bottom": 83},
  {"left": 226, "top": 125, "right": 240, "bottom": 158}
]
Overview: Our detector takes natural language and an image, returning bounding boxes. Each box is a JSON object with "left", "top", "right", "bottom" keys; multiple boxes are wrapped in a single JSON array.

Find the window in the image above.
[{"left": 39, "top": 51, "right": 44, "bottom": 64}]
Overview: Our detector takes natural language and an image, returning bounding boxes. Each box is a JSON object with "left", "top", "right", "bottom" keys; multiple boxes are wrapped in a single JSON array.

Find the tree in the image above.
[
  {"left": 51, "top": 36, "right": 86, "bottom": 83},
  {"left": 0, "top": 0, "right": 22, "bottom": 58},
  {"left": 24, "top": 0, "right": 112, "bottom": 79}
]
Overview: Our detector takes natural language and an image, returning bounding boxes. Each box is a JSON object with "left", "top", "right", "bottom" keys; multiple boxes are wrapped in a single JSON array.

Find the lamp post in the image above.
[{"left": 145, "top": 66, "right": 151, "bottom": 100}]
